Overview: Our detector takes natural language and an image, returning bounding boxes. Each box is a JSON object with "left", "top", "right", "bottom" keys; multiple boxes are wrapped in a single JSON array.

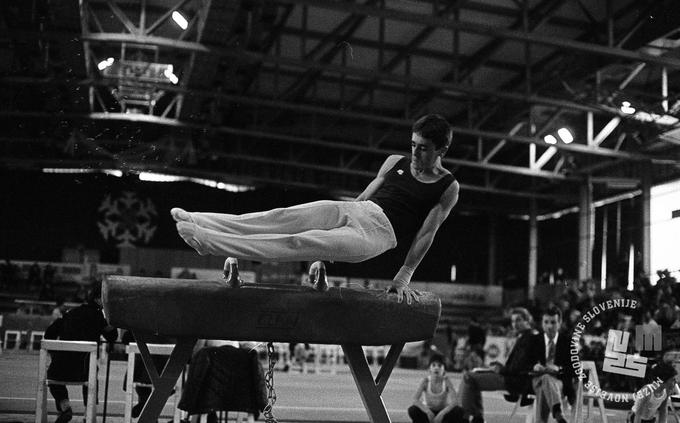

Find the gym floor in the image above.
[{"left": 0, "top": 351, "right": 626, "bottom": 422}]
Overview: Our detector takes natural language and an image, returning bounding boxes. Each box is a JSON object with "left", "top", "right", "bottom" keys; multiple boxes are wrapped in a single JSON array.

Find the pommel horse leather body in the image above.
[
  {"left": 102, "top": 276, "right": 441, "bottom": 423},
  {"left": 103, "top": 276, "right": 440, "bottom": 345}
]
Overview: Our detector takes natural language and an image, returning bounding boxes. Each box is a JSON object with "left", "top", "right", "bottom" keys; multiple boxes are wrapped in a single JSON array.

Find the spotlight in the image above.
[
  {"left": 163, "top": 65, "right": 179, "bottom": 84},
  {"left": 97, "top": 57, "right": 114, "bottom": 71},
  {"left": 544, "top": 134, "right": 557, "bottom": 145},
  {"left": 620, "top": 101, "right": 636, "bottom": 115},
  {"left": 172, "top": 11, "right": 189, "bottom": 30},
  {"left": 557, "top": 128, "right": 573, "bottom": 144}
]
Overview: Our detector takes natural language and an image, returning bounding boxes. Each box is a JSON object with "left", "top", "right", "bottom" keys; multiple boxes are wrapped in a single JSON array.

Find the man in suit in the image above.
[
  {"left": 530, "top": 306, "right": 575, "bottom": 423},
  {"left": 458, "top": 307, "right": 538, "bottom": 423}
]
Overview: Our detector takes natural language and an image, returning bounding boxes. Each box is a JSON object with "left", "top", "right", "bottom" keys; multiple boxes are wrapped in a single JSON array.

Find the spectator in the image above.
[
  {"left": 43, "top": 263, "right": 56, "bottom": 285},
  {"left": 629, "top": 362, "right": 677, "bottom": 423},
  {"left": 2, "top": 259, "right": 18, "bottom": 290},
  {"left": 28, "top": 262, "right": 42, "bottom": 290},
  {"left": 467, "top": 317, "right": 486, "bottom": 361},
  {"left": 529, "top": 307, "right": 573, "bottom": 423},
  {"left": 44, "top": 280, "right": 117, "bottom": 423},
  {"left": 408, "top": 353, "right": 465, "bottom": 423},
  {"left": 458, "top": 307, "right": 538, "bottom": 423},
  {"left": 52, "top": 297, "right": 66, "bottom": 320}
]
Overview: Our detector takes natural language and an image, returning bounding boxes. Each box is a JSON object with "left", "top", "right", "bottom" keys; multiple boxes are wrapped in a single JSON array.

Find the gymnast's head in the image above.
[{"left": 412, "top": 114, "right": 453, "bottom": 158}]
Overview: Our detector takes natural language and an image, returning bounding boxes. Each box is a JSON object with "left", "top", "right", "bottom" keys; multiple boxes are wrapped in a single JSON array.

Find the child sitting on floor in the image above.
[{"left": 408, "top": 353, "right": 465, "bottom": 423}]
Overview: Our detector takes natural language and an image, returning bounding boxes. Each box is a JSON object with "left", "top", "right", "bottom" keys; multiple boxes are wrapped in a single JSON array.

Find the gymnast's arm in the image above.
[
  {"left": 392, "top": 180, "right": 459, "bottom": 304},
  {"left": 354, "top": 154, "right": 402, "bottom": 201}
]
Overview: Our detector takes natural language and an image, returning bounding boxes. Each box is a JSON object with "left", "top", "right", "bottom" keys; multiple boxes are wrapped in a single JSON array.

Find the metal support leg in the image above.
[
  {"left": 374, "top": 343, "right": 404, "bottom": 394},
  {"left": 342, "top": 343, "right": 403, "bottom": 423},
  {"left": 133, "top": 333, "right": 196, "bottom": 423}
]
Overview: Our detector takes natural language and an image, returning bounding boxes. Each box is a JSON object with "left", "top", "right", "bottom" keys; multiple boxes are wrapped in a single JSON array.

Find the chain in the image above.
[{"left": 263, "top": 342, "right": 279, "bottom": 423}]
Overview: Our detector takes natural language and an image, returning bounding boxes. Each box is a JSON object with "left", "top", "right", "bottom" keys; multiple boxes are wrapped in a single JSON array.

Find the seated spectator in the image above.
[
  {"left": 467, "top": 317, "right": 486, "bottom": 361},
  {"left": 458, "top": 307, "right": 537, "bottom": 423},
  {"left": 655, "top": 302, "right": 675, "bottom": 330},
  {"left": 52, "top": 297, "right": 66, "bottom": 320},
  {"left": 179, "top": 344, "right": 267, "bottom": 420},
  {"left": 629, "top": 362, "right": 677, "bottom": 423},
  {"left": 44, "top": 280, "right": 117, "bottom": 423},
  {"left": 408, "top": 353, "right": 465, "bottom": 423},
  {"left": 460, "top": 345, "right": 485, "bottom": 372},
  {"left": 530, "top": 306, "right": 574, "bottom": 423}
]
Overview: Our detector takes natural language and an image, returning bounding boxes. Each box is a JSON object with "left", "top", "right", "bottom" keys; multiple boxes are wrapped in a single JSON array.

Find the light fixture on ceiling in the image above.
[
  {"left": 543, "top": 134, "right": 557, "bottom": 145},
  {"left": 620, "top": 101, "right": 636, "bottom": 115},
  {"left": 172, "top": 11, "right": 189, "bottom": 30},
  {"left": 163, "top": 65, "right": 179, "bottom": 84},
  {"left": 138, "top": 171, "right": 254, "bottom": 192},
  {"left": 97, "top": 57, "right": 114, "bottom": 71},
  {"left": 557, "top": 128, "right": 574, "bottom": 144},
  {"left": 42, "top": 168, "right": 122, "bottom": 177}
]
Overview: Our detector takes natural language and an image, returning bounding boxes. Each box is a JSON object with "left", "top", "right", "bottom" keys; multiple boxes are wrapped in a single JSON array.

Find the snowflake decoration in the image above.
[{"left": 97, "top": 191, "right": 158, "bottom": 247}]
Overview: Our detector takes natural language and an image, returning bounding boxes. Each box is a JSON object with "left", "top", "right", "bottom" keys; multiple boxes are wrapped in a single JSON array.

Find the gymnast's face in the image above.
[{"left": 411, "top": 133, "right": 443, "bottom": 171}]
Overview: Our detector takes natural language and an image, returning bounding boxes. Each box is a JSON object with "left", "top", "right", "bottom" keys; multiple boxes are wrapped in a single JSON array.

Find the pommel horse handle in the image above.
[
  {"left": 224, "top": 257, "right": 241, "bottom": 288},
  {"left": 309, "top": 261, "right": 328, "bottom": 292}
]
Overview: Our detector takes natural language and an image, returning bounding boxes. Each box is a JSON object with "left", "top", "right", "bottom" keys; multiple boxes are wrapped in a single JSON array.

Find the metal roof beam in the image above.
[
  {"left": 80, "top": 33, "right": 607, "bottom": 113},
  {"left": 0, "top": 109, "right": 584, "bottom": 179},
  {"left": 276, "top": 0, "right": 680, "bottom": 69},
  {"left": 0, "top": 77, "right": 654, "bottom": 160},
  {"left": 278, "top": 27, "right": 525, "bottom": 72}
]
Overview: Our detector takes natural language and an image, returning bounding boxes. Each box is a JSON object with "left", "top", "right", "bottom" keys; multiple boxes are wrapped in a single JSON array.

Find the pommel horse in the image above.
[{"left": 102, "top": 260, "right": 441, "bottom": 423}]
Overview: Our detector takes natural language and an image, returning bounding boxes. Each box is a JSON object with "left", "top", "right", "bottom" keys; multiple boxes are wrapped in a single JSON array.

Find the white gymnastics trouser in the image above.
[{"left": 184, "top": 200, "right": 397, "bottom": 263}]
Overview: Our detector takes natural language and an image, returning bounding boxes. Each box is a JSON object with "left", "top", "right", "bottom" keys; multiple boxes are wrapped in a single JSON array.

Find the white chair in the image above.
[
  {"left": 4, "top": 330, "right": 22, "bottom": 350},
  {"left": 35, "top": 340, "right": 98, "bottom": 423},
  {"left": 30, "top": 331, "right": 45, "bottom": 352},
  {"left": 573, "top": 361, "right": 608, "bottom": 423},
  {"left": 125, "top": 342, "right": 183, "bottom": 423}
]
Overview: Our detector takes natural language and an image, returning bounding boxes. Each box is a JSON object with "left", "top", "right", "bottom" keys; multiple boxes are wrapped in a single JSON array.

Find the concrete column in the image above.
[
  {"left": 641, "top": 163, "right": 652, "bottom": 278},
  {"left": 600, "top": 208, "right": 608, "bottom": 290},
  {"left": 528, "top": 199, "right": 537, "bottom": 300},
  {"left": 488, "top": 214, "right": 497, "bottom": 285},
  {"left": 579, "top": 177, "right": 594, "bottom": 281}
]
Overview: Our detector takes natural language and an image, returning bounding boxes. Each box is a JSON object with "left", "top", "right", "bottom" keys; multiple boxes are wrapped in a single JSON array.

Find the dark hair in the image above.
[
  {"left": 87, "top": 279, "right": 102, "bottom": 304},
  {"left": 412, "top": 114, "right": 453, "bottom": 151},
  {"left": 542, "top": 306, "right": 562, "bottom": 321},
  {"left": 428, "top": 353, "right": 446, "bottom": 366},
  {"left": 651, "top": 362, "right": 677, "bottom": 383}
]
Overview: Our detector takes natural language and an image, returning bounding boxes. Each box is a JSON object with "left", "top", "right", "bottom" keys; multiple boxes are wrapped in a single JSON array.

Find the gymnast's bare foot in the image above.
[
  {"left": 176, "top": 222, "right": 208, "bottom": 255},
  {"left": 171, "top": 207, "right": 194, "bottom": 223}
]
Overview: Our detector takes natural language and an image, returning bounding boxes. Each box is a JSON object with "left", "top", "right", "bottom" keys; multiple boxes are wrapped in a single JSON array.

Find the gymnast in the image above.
[{"left": 172, "top": 114, "right": 460, "bottom": 304}]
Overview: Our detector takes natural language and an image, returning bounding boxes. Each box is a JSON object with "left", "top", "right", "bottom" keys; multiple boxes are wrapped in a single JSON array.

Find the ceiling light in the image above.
[
  {"left": 97, "top": 57, "right": 114, "bottom": 71},
  {"left": 632, "top": 111, "right": 679, "bottom": 126},
  {"left": 544, "top": 134, "right": 557, "bottom": 145},
  {"left": 557, "top": 128, "right": 574, "bottom": 144},
  {"left": 620, "top": 101, "right": 636, "bottom": 115},
  {"left": 172, "top": 11, "right": 189, "bottom": 30},
  {"left": 163, "top": 65, "right": 179, "bottom": 84},
  {"left": 139, "top": 172, "right": 185, "bottom": 182},
  {"left": 42, "top": 168, "right": 122, "bottom": 177}
]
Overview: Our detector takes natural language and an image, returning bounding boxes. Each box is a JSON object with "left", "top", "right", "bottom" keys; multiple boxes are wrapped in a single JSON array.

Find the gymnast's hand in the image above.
[{"left": 386, "top": 265, "right": 422, "bottom": 305}]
